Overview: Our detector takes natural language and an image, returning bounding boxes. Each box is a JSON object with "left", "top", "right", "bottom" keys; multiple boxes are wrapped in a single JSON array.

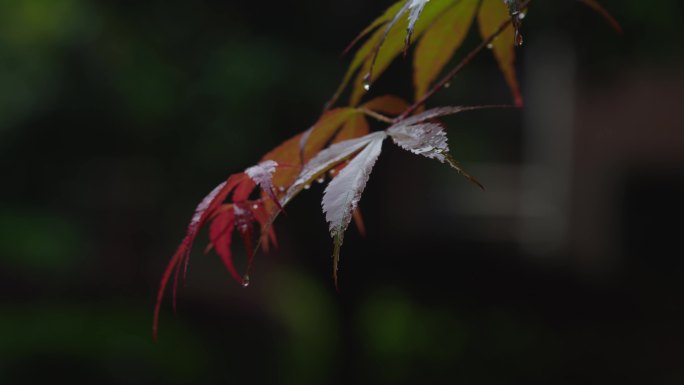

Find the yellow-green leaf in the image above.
[
  {"left": 413, "top": 0, "right": 479, "bottom": 101},
  {"left": 477, "top": 0, "right": 523, "bottom": 107},
  {"left": 330, "top": 0, "right": 458, "bottom": 108},
  {"left": 349, "top": 0, "right": 457, "bottom": 106},
  {"left": 328, "top": 0, "right": 407, "bottom": 109}
]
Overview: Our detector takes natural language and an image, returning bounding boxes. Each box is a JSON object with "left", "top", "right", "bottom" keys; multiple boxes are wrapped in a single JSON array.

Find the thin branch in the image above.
[
  {"left": 398, "top": 0, "right": 532, "bottom": 120},
  {"left": 358, "top": 107, "right": 394, "bottom": 124}
]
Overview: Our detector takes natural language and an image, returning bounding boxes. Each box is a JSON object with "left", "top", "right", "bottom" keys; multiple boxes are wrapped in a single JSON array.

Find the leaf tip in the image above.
[{"left": 332, "top": 232, "right": 342, "bottom": 291}]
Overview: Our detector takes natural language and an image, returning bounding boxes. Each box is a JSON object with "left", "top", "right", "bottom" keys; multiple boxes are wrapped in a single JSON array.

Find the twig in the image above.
[{"left": 358, "top": 107, "right": 394, "bottom": 124}]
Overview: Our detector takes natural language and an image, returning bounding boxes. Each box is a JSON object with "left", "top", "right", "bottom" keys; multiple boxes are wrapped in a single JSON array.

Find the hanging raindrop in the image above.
[
  {"left": 362, "top": 73, "right": 371, "bottom": 92},
  {"left": 241, "top": 274, "right": 250, "bottom": 288},
  {"left": 515, "top": 30, "right": 524, "bottom": 47}
]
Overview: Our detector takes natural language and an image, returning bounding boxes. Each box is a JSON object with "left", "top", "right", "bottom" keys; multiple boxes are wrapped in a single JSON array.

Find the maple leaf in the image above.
[
  {"left": 283, "top": 132, "right": 387, "bottom": 207},
  {"left": 388, "top": 120, "right": 484, "bottom": 189},
  {"left": 155, "top": 0, "right": 625, "bottom": 339},
  {"left": 299, "top": 108, "right": 359, "bottom": 163},
  {"left": 413, "top": 0, "right": 479, "bottom": 101},
  {"left": 154, "top": 161, "right": 288, "bottom": 339},
  {"left": 322, "top": 132, "right": 387, "bottom": 288},
  {"left": 477, "top": 0, "right": 524, "bottom": 107},
  {"left": 406, "top": 0, "right": 431, "bottom": 53},
  {"left": 330, "top": 0, "right": 455, "bottom": 107},
  {"left": 388, "top": 122, "right": 449, "bottom": 162},
  {"left": 245, "top": 160, "right": 282, "bottom": 210},
  {"left": 154, "top": 172, "right": 251, "bottom": 339},
  {"left": 332, "top": 0, "right": 534, "bottom": 108},
  {"left": 209, "top": 208, "right": 238, "bottom": 282}
]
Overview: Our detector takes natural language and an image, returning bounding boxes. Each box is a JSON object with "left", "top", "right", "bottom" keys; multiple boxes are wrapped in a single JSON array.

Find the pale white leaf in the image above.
[
  {"left": 397, "top": 106, "right": 472, "bottom": 127},
  {"left": 190, "top": 181, "right": 226, "bottom": 231},
  {"left": 245, "top": 160, "right": 278, "bottom": 190},
  {"left": 407, "top": 0, "right": 430, "bottom": 46},
  {"left": 388, "top": 118, "right": 485, "bottom": 189},
  {"left": 245, "top": 160, "right": 281, "bottom": 206},
  {"left": 388, "top": 122, "right": 449, "bottom": 162},
  {"left": 282, "top": 131, "right": 386, "bottom": 206},
  {"left": 322, "top": 133, "right": 386, "bottom": 238}
]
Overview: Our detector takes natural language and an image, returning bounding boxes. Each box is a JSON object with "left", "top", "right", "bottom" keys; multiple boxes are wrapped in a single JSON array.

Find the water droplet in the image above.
[
  {"left": 278, "top": 186, "right": 285, "bottom": 192},
  {"left": 444, "top": 82, "right": 451, "bottom": 89},
  {"left": 486, "top": 43, "right": 493, "bottom": 50},
  {"left": 362, "top": 73, "right": 371, "bottom": 92},
  {"left": 252, "top": 204, "right": 259, "bottom": 209},
  {"left": 329, "top": 169, "right": 337, "bottom": 176},
  {"left": 518, "top": 12, "right": 526, "bottom": 20},
  {"left": 304, "top": 184, "right": 311, "bottom": 190},
  {"left": 317, "top": 177, "right": 325, "bottom": 184},
  {"left": 241, "top": 274, "right": 250, "bottom": 288},
  {"left": 515, "top": 31, "right": 524, "bottom": 47}
]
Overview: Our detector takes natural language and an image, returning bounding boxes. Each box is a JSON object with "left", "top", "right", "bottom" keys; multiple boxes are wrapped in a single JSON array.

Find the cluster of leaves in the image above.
[{"left": 154, "top": 0, "right": 619, "bottom": 338}]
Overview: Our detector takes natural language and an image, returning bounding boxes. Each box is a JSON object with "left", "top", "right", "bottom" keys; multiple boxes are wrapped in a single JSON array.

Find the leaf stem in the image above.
[
  {"left": 398, "top": 0, "right": 532, "bottom": 120},
  {"left": 358, "top": 107, "right": 394, "bottom": 124}
]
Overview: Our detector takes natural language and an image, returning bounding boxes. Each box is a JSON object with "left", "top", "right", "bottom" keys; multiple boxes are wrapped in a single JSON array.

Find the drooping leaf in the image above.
[
  {"left": 154, "top": 173, "right": 249, "bottom": 339},
  {"left": 251, "top": 201, "right": 278, "bottom": 253},
  {"left": 477, "top": 0, "right": 523, "bottom": 107},
  {"left": 322, "top": 132, "right": 386, "bottom": 287},
  {"left": 180, "top": 174, "right": 252, "bottom": 279},
  {"left": 233, "top": 203, "right": 255, "bottom": 278},
  {"left": 232, "top": 178, "right": 257, "bottom": 203},
  {"left": 414, "top": 0, "right": 478, "bottom": 101},
  {"left": 282, "top": 131, "right": 387, "bottom": 206},
  {"left": 209, "top": 209, "right": 240, "bottom": 283}
]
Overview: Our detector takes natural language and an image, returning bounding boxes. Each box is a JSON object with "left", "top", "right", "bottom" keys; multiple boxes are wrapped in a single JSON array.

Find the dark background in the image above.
[{"left": 1, "top": 0, "right": 683, "bottom": 384}]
